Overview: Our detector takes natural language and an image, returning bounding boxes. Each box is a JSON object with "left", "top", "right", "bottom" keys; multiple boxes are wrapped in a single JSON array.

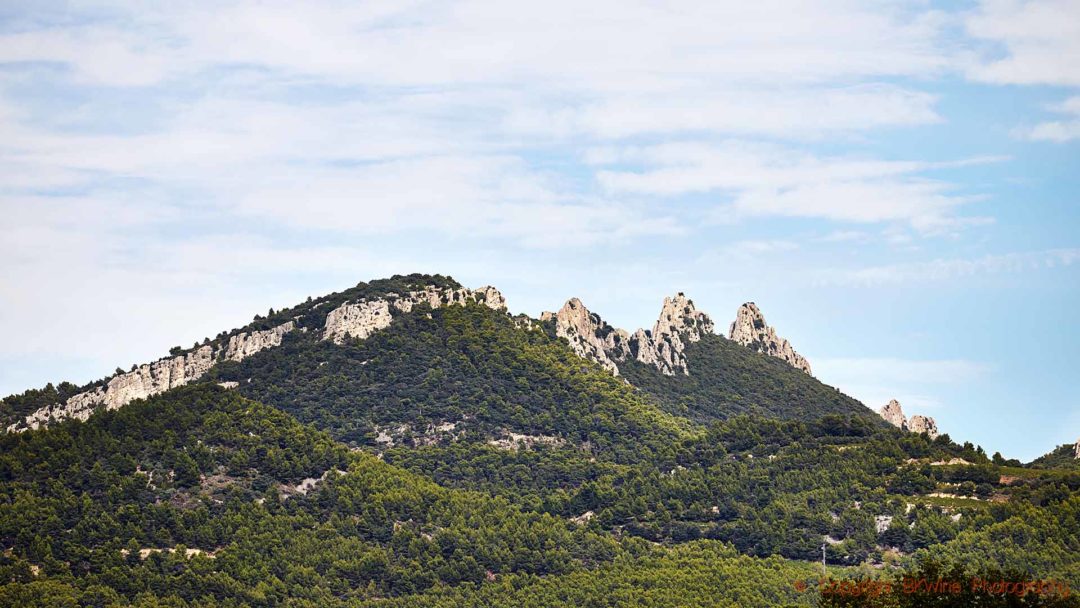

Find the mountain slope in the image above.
[
  {"left": 3, "top": 273, "right": 1079, "bottom": 606},
  {"left": 0, "top": 274, "right": 484, "bottom": 433},
  {"left": 0, "top": 384, "right": 626, "bottom": 605},
  {"left": 1029, "top": 443, "right": 1080, "bottom": 470},
  {"left": 620, "top": 333, "right": 876, "bottom": 424},
  {"left": 209, "top": 300, "right": 695, "bottom": 462}
]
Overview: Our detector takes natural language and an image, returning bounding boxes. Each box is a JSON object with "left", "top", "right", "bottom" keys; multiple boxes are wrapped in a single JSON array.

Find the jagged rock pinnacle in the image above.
[
  {"left": 876, "top": 398, "right": 939, "bottom": 439},
  {"left": 727, "top": 302, "right": 812, "bottom": 374},
  {"left": 879, "top": 399, "right": 906, "bottom": 428},
  {"left": 543, "top": 292, "right": 715, "bottom": 376}
]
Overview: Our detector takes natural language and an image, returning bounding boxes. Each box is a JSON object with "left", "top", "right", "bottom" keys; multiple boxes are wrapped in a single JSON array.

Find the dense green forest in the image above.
[
  {"left": 1, "top": 275, "right": 1077, "bottom": 606},
  {"left": 0, "top": 386, "right": 628, "bottom": 606},
  {"left": 618, "top": 333, "right": 874, "bottom": 423}
]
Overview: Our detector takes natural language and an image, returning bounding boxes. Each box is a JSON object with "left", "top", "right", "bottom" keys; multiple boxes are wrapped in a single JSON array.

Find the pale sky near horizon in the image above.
[{"left": 1, "top": 1, "right": 1077, "bottom": 461}]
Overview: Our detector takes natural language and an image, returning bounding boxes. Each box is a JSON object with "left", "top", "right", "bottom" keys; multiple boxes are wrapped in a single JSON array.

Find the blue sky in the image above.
[{"left": 0, "top": 1, "right": 1077, "bottom": 461}]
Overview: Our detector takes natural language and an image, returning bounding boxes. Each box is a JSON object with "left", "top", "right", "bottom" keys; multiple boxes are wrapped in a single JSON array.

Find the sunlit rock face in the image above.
[
  {"left": 543, "top": 292, "right": 715, "bottom": 376},
  {"left": 226, "top": 322, "right": 295, "bottom": 361},
  {"left": 728, "top": 302, "right": 812, "bottom": 374},
  {"left": 879, "top": 399, "right": 906, "bottom": 429},
  {"left": 907, "top": 415, "right": 939, "bottom": 439},
  {"left": 541, "top": 298, "right": 629, "bottom": 375},
  {"left": 323, "top": 285, "right": 507, "bottom": 345},
  {"left": 876, "top": 399, "right": 939, "bottom": 439}
]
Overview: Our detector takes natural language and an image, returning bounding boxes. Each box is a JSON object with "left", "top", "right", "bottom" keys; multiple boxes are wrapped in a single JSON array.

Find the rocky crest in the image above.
[
  {"left": 728, "top": 303, "right": 812, "bottom": 374},
  {"left": 876, "top": 399, "right": 939, "bottom": 439},
  {"left": 6, "top": 321, "right": 296, "bottom": 433},
  {"left": 542, "top": 293, "right": 714, "bottom": 376},
  {"left": 324, "top": 285, "right": 506, "bottom": 344},
  {"left": 1074, "top": 438, "right": 1080, "bottom": 460},
  {"left": 9, "top": 284, "right": 507, "bottom": 433}
]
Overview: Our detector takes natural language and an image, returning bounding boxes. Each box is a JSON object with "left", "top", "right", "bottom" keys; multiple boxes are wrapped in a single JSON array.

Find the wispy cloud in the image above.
[
  {"left": 815, "top": 248, "right": 1080, "bottom": 286},
  {"left": 593, "top": 142, "right": 1003, "bottom": 231},
  {"left": 965, "top": 0, "right": 1080, "bottom": 87},
  {"left": 1015, "top": 96, "right": 1080, "bottom": 142}
]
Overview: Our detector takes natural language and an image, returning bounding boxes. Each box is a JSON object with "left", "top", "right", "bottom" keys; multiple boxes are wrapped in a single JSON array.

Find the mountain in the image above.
[{"left": 2, "top": 273, "right": 1078, "bottom": 607}]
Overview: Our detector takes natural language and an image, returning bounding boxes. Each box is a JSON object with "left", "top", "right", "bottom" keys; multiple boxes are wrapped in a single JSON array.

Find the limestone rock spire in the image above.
[
  {"left": 728, "top": 302, "right": 812, "bottom": 374},
  {"left": 542, "top": 292, "right": 715, "bottom": 376},
  {"left": 876, "top": 398, "right": 939, "bottom": 439}
]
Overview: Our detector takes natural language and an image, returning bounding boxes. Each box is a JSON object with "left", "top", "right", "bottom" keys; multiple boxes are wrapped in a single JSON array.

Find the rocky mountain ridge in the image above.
[
  {"left": 541, "top": 294, "right": 814, "bottom": 379},
  {"left": 876, "top": 398, "right": 940, "bottom": 439},
  {"left": 6, "top": 284, "right": 505, "bottom": 433},
  {"left": 8, "top": 280, "right": 823, "bottom": 433},
  {"left": 7, "top": 276, "right": 927, "bottom": 441}
]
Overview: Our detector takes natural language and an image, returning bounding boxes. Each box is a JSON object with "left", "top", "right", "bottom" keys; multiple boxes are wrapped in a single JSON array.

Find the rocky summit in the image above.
[{"left": 727, "top": 302, "right": 812, "bottom": 374}]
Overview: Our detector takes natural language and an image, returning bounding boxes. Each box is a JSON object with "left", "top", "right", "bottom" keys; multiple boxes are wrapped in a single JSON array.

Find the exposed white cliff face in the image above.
[
  {"left": 323, "top": 285, "right": 507, "bottom": 345},
  {"left": 1074, "top": 438, "right": 1080, "bottom": 459},
  {"left": 907, "top": 415, "right": 939, "bottom": 439},
  {"left": 542, "top": 292, "right": 715, "bottom": 376},
  {"left": 875, "top": 399, "right": 939, "bottom": 439},
  {"left": 879, "top": 399, "right": 906, "bottom": 429},
  {"left": 104, "top": 345, "right": 216, "bottom": 407},
  {"left": 9, "top": 321, "right": 297, "bottom": 434},
  {"left": 541, "top": 298, "right": 630, "bottom": 375},
  {"left": 323, "top": 300, "right": 393, "bottom": 344},
  {"left": 392, "top": 285, "right": 506, "bottom": 313},
  {"left": 728, "top": 303, "right": 812, "bottom": 374},
  {"left": 643, "top": 294, "right": 716, "bottom": 375},
  {"left": 226, "top": 322, "right": 295, "bottom": 361}
]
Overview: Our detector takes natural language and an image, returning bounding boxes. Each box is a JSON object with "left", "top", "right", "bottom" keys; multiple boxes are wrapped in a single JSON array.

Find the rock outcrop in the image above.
[
  {"left": 1074, "top": 438, "right": 1080, "bottom": 459},
  {"left": 540, "top": 298, "right": 630, "bottom": 375},
  {"left": 323, "top": 300, "right": 394, "bottom": 344},
  {"left": 7, "top": 319, "right": 301, "bottom": 434},
  {"left": 879, "top": 399, "right": 906, "bottom": 428},
  {"left": 907, "top": 415, "right": 938, "bottom": 438},
  {"left": 225, "top": 322, "right": 296, "bottom": 361},
  {"left": 542, "top": 292, "right": 715, "bottom": 376},
  {"left": 876, "top": 399, "right": 939, "bottom": 439},
  {"left": 728, "top": 303, "right": 812, "bottom": 374},
  {"left": 323, "top": 285, "right": 506, "bottom": 345}
]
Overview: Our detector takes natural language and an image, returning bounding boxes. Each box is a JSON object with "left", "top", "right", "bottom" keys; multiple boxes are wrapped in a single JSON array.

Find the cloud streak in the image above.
[
  {"left": 815, "top": 248, "right": 1080, "bottom": 286},
  {"left": 593, "top": 142, "right": 1002, "bottom": 231}
]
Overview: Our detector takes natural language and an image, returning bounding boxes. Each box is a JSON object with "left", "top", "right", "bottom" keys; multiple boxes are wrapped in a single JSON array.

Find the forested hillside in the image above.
[
  {"left": 1, "top": 275, "right": 1078, "bottom": 607},
  {"left": 0, "top": 385, "right": 627, "bottom": 605},
  {"left": 619, "top": 333, "right": 874, "bottom": 423}
]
